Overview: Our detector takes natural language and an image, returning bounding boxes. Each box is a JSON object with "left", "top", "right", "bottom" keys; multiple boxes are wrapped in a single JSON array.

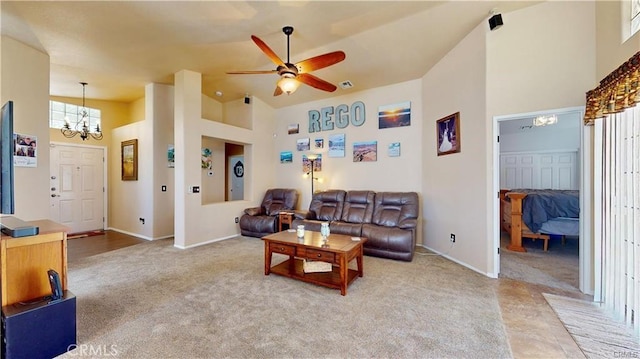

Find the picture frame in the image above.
[
  {"left": 436, "top": 112, "right": 460, "bottom": 156},
  {"left": 121, "top": 139, "right": 138, "bottom": 180},
  {"left": 353, "top": 141, "right": 377, "bottom": 162}
]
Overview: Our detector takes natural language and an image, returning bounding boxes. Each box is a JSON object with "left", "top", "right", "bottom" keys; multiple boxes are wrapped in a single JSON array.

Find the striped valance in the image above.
[{"left": 584, "top": 51, "right": 640, "bottom": 125}]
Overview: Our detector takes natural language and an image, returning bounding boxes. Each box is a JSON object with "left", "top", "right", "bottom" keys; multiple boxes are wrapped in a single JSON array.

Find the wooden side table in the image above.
[{"left": 278, "top": 212, "right": 294, "bottom": 232}]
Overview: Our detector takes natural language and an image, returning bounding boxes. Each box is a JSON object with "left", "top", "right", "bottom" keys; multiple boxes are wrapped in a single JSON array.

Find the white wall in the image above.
[
  {"left": 0, "top": 36, "right": 50, "bottom": 220},
  {"left": 487, "top": 1, "right": 596, "bottom": 275},
  {"left": 173, "top": 70, "right": 276, "bottom": 248},
  {"left": 421, "top": 24, "right": 489, "bottom": 272},
  {"left": 499, "top": 112, "right": 582, "bottom": 153},
  {"left": 273, "top": 80, "right": 423, "bottom": 211},
  {"left": 150, "top": 83, "right": 175, "bottom": 239}
]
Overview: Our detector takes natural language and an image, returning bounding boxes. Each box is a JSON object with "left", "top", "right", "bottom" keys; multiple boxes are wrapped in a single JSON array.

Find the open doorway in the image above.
[{"left": 494, "top": 107, "right": 587, "bottom": 292}]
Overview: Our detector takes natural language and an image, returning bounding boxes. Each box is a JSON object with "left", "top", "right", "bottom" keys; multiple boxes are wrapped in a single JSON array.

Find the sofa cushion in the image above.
[
  {"left": 329, "top": 221, "right": 363, "bottom": 237},
  {"left": 341, "top": 190, "right": 375, "bottom": 224},
  {"left": 308, "top": 190, "right": 346, "bottom": 221},
  {"left": 371, "top": 192, "right": 419, "bottom": 228}
]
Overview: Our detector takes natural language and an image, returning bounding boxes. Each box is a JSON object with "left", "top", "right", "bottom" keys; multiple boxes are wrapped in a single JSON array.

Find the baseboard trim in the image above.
[
  {"left": 174, "top": 234, "right": 240, "bottom": 250},
  {"left": 417, "top": 244, "right": 493, "bottom": 278}
]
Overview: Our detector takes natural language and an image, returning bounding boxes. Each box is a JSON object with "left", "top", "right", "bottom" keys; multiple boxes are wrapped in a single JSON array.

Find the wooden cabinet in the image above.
[{"left": 0, "top": 220, "right": 69, "bottom": 306}]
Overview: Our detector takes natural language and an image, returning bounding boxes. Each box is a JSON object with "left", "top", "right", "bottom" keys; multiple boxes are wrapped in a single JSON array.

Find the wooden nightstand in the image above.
[{"left": 278, "top": 212, "right": 294, "bottom": 232}]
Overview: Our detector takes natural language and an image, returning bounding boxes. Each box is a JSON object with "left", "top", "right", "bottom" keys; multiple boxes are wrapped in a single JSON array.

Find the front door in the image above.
[{"left": 50, "top": 144, "right": 105, "bottom": 234}]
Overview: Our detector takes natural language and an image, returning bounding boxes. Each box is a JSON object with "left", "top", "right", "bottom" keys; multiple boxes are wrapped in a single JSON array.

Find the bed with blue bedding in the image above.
[{"left": 499, "top": 189, "right": 579, "bottom": 252}]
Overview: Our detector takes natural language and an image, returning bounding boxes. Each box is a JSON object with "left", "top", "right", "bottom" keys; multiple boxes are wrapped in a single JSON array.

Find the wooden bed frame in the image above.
[{"left": 499, "top": 189, "right": 551, "bottom": 252}]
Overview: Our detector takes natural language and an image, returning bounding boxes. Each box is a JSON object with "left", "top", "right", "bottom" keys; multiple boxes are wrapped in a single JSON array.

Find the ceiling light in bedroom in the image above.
[{"left": 533, "top": 115, "right": 558, "bottom": 127}]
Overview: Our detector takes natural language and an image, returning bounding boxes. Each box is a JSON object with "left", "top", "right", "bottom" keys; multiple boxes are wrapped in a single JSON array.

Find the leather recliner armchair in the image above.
[{"left": 239, "top": 188, "right": 298, "bottom": 238}]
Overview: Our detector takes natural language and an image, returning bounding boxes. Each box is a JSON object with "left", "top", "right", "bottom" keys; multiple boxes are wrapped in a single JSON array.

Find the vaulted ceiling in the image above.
[{"left": 1, "top": 1, "right": 540, "bottom": 108}]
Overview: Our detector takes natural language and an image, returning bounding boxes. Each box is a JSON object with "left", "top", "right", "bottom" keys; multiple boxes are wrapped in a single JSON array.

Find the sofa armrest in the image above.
[
  {"left": 398, "top": 218, "right": 417, "bottom": 230},
  {"left": 244, "top": 207, "right": 263, "bottom": 216}
]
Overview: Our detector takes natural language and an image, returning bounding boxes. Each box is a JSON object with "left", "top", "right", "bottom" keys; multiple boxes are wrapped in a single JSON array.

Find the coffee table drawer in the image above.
[
  {"left": 270, "top": 243, "right": 295, "bottom": 256},
  {"left": 304, "top": 249, "right": 335, "bottom": 263}
]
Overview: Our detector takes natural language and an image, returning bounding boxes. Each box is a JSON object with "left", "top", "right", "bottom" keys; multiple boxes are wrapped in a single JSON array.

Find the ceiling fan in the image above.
[{"left": 227, "top": 26, "right": 346, "bottom": 96}]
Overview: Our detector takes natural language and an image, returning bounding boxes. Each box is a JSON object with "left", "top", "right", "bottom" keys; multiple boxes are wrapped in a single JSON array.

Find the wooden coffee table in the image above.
[{"left": 262, "top": 230, "right": 366, "bottom": 295}]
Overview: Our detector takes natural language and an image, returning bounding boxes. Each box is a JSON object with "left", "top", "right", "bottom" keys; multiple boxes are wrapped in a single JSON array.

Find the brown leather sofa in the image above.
[
  {"left": 292, "top": 190, "right": 419, "bottom": 261},
  {"left": 239, "top": 188, "right": 298, "bottom": 238}
]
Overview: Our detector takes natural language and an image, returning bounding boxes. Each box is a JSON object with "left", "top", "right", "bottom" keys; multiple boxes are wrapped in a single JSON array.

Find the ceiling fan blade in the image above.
[
  {"left": 297, "top": 73, "right": 337, "bottom": 92},
  {"left": 251, "top": 35, "right": 286, "bottom": 67},
  {"left": 295, "top": 51, "right": 346, "bottom": 73},
  {"left": 226, "top": 70, "right": 277, "bottom": 75},
  {"left": 273, "top": 86, "right": 283, "bottom": 96}
]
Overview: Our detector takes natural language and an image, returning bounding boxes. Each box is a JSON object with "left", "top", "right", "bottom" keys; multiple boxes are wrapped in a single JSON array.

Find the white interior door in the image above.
[
  {"left": 50, "top": 144, "right": 105, "bottom": 233},
  {"left": 228, "top": 155, "right": 244, "bottom": 200}
]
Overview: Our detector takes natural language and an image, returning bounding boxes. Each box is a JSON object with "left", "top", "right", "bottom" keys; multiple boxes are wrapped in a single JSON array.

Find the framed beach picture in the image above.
[
  {"left": 314, "top": 138, "right": 324, "bottom": 149},
  {"left": 296, "top": 138, "right": 310, "bottom": 151},
  {"left": 280, "top": 151, "right": 293, "bottom": 163},
  {"left": 328, "top": 133, "right": 345, "bottom": 158},
  {"left": 122, "top": 139, "right": 138, "bottom": 180},
  {"left": 388, "top": 142, "right": 400, "bottom": 157},
  {"left": 436, "top": 112, "right": 460, "bottom": 156}
]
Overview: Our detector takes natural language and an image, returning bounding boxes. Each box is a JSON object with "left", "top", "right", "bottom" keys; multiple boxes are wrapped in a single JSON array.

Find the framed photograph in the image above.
[
  {"left": 13, "top": 133, "right": 37, "bottom": 167},
  {"left": 302, "top": 154, "right": 322, "bottom": 173},
  {"left": 436, "top": 112, "right": 460, "bottom": 156},
  {"left": 296, "top": 138, "right": 310, "bottom": 151},
  {"left": 167, "top": 144, "right": 175, "bottom": 168},
  {"left": 388, "top": 142, "right": 400, "bottom": 157},
  {"left": 121, "top": 139, "right": 138, "bottom": 180},
  {"left": 378, "top": 101, "right": 411, "bottom": 129},
  {"left": 201, "top": 148, "right": 212, "bottom": 169},
  {"left": 288, "top": 123, "right": 299, "bottom": 135},
  {"left": 280, "top": 151, "right": 293, "bottom": 163},
  {"left": 314, "top": 138, "right": 324, "bottom": 149},
  {"left": 353, "top": 141, "right": 377, "bottom": 162},
  {"left": 328, "top": 133, "right": 345, "bottom": 158}
]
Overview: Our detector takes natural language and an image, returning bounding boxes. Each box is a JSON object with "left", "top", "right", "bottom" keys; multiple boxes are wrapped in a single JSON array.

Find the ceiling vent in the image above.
[{"left": 339, "top": 80, "right": 353, "bottom": 89}]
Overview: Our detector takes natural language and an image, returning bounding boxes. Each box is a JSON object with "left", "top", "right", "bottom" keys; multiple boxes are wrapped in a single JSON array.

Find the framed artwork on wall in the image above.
[
  {"left": 378, "top": 101, "right": 411, "bottom": 129},
  {"left": 122, "top": 139, "right": 138, "bottom": 180},
  {"left": 353, "top": 141, "right": 377, "bottom": 162},
  {"left": 328, "top": 133, "right": 345, "bottom": 158},
  {"left": 436, "top": 112, "right": 460, "bottom": 156},
  {"left": 296, "top": 138, "right": 310, "bottom": 151},
  {"left": 388, "top": 142, "right": 400, "bottom": 157}
]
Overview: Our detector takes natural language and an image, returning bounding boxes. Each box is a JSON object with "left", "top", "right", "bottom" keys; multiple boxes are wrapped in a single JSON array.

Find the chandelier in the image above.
[{"left": 61, "top": 82, "right": 103, "bottom": 141}]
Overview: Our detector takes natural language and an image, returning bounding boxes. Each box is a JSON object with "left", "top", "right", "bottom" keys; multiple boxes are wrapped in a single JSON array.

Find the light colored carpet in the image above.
[
  {"left": 500, "top": 233, "right": 579, "bottom": 291},
  {"left": 544, "top": 293, "right": 640, "bottom": 358},
  {"left": 59, "top": 237, "right": 512, "bottom": 358}
]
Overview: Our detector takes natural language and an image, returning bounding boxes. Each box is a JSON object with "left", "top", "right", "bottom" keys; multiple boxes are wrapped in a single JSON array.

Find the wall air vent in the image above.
[{"left": 339, "top": 80, "right": 353, "bottom": 89}]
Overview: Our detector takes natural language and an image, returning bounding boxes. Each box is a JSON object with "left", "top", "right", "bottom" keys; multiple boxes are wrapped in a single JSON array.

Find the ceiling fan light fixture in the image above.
[{"left": 278, "top": 76, "right": 300, "bottom": 95}]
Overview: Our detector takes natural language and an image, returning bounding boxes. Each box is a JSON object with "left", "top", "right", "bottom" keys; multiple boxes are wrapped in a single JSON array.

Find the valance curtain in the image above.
[{"left": 584, "top": 51, "right": 640, "bottom": 125}]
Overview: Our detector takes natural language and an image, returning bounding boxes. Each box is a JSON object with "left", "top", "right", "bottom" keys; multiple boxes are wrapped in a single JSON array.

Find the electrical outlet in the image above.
[
  {"left": 450, "top": 233, "right": 456, "bottom": 243},
  {"left": 234, "top": 217, "right": 239, "bottom": 223}
]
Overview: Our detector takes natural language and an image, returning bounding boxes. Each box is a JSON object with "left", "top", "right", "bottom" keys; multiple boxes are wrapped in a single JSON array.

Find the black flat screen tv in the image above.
[{"left": 1, "top": 101, "right": 15, "bottom": 214}]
